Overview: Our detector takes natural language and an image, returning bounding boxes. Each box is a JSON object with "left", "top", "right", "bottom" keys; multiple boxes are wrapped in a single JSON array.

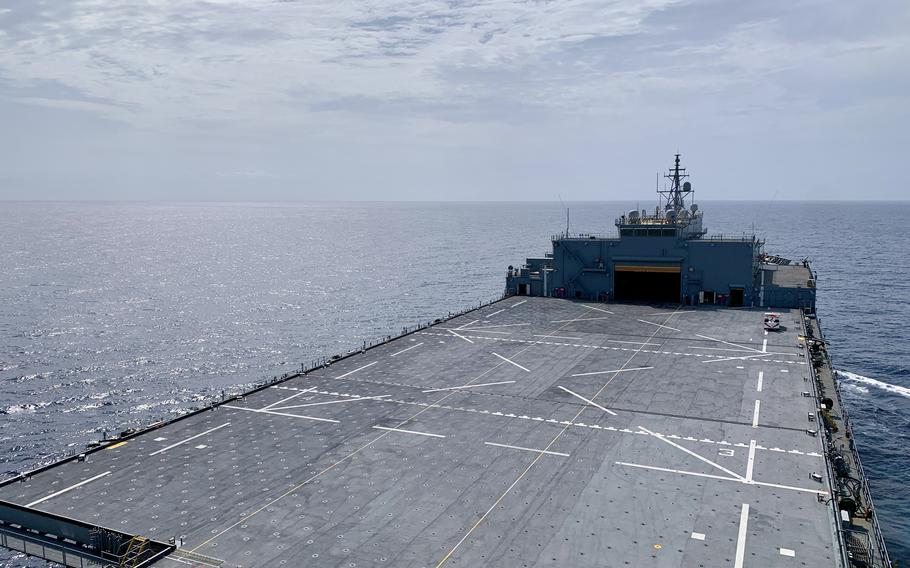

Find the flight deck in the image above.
[{"left": 0, "top": 298, "right": 839, "bottom": 568}]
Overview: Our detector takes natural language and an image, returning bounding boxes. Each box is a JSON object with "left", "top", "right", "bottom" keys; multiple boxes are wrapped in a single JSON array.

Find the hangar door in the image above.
[{"left": 613, "top": 264, "right": 681, "bottom": 303}]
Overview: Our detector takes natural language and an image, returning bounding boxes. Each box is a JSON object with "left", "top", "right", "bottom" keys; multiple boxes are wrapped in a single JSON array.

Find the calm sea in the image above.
[{"left": 1, "top": 201, "right": 907, "bottom": 563}]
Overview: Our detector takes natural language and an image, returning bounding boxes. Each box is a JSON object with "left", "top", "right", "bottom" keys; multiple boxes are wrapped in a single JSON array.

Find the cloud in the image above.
[{"left": 0, "top": 0, "right": 908, "bottom": 200}]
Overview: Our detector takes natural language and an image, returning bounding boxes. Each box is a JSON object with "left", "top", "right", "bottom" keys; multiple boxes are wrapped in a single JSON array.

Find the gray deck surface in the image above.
[
  {"left": 0, "top": 299, "right": 839, "bottom": 567},
  {"left": 765, "top": 264, "right": 813, "bottom": 287}
]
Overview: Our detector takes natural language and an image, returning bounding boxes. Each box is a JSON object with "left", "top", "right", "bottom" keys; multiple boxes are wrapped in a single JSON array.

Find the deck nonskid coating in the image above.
[{"left": 0, "top": 298, "right": 837, "bottom": 567}]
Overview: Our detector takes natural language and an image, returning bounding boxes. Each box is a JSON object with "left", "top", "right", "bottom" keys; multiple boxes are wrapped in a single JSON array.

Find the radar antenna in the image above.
[{"left": 658, "top": 154, "right": 693, "bottom": 213}]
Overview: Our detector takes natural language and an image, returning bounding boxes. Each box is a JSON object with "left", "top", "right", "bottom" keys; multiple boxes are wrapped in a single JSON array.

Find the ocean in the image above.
[{"left": 0, "top": 201, "right": 907, "bottom": 564}]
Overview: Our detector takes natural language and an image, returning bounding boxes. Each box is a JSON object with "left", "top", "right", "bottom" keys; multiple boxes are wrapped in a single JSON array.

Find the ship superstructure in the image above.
[{"left": 507, "top": 155, "right": 815, "bottom": 310}]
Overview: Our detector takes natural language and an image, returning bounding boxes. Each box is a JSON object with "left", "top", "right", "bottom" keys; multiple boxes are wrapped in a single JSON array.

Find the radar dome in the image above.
[
  {"left": 665, "top": 210, "right": 677, "bottom": 223},
  {"left": 683, "top": 181, "right": 692, "bottom": 192},
  {"left": 628, "top": 210, "right": 640, "bottom": 221},
  {"left": 690, "top": 203, "right": 699, "bottom": 213}
]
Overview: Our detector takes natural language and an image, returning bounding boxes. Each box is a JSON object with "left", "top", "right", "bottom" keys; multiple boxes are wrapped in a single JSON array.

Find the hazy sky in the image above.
[{"left": 1, "top": 0, "right": 908, "bottom": 201}]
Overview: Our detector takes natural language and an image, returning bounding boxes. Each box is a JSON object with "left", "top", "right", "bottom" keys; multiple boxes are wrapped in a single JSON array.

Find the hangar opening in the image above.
[{"left": 613, "top": 264, "right": 681, "bottom": 303}]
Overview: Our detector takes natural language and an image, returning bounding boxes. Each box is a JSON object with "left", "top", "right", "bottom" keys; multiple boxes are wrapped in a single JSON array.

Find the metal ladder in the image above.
[{"left": 118, "top": 535, "right": 149, "bottom": 567}]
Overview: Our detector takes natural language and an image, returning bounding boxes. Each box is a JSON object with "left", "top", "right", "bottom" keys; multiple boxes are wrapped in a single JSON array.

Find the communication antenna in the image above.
[
  {"left": 558, "top": 194, "right": 570, "bottom": 237},
  {"left": 657, "top": 153, "right": 693, "bottom": 212}
]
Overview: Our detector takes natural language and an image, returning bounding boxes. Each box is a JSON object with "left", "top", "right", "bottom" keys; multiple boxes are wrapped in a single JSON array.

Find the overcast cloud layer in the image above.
[{"left": 1, "top": 0, "right": 908, "bottom": 200}]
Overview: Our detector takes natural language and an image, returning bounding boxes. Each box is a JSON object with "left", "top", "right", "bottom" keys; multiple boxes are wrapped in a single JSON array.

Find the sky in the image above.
[{"left": 0, "top": 0, "right": 908, "bottom": 201}]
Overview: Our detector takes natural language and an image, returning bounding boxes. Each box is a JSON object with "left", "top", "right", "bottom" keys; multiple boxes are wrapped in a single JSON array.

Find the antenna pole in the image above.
[{"left": 657, "top": 153, "right": 691, "bottom": 213}]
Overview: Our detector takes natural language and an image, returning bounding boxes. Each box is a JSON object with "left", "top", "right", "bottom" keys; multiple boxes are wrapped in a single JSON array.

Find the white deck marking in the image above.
[
  {"left": 695, "top": 333, "right": 762, "bottom": 353},
  {"left": 447, "top": 329, "right": 474, "bottom": 343},
  {"left": 606, "top": 339, "right": 660, "bottom": 346},
  {"left": 557, "top": 386, "right": 617, "bottom": 415},
  {"left": 262, "top": 387, "right": 317, "bottom": 410},
  {"left": 583, "top": 305, "right": 614, "bottom": 314},
  {"left": 153, "top": 437, "right": 167, "bottom": 442},
  {"left": 734, "top": 504, "right": 750, "bottom": 568},
  {"left": 422, "top": 380, "right": 516, "bottom": 393},
  {"left": 780, "top": 548, "right": 796, "bottom": 557},
  {"left": 416, "top": 330, "right": 806, "bottom": 366},
  {"left": 26, "top": 471, "right": 112, "bottom": 507},
  {"left": 463, "top": 323, "right": 531, "bottom": 330},
  {"left": 373, "top": 426, "right": 445, "bottom": 438},
  {"left": 486, "top": 309, "right": 506, "bottom": 317},
  {"left": 752, "top": 480, "right": 827, "bottom": 495},
  {"left": 614, "top": 462, "right": 828, "bottom": 495},
  {"left": 762, "top": 338, "right": 768, "bottom": 352},
  {"left": 270, "top": 394, "right": 391, "bottom": 410},
  {"left": 194, "top": 315, "right": 591, "bottom": 556},
  {"left": 549, "top": 316, "right": 611, "bottom": 323},
  {"left": 638, "top": 426, "right": 745, "bottom": 480},
  {"left": 571, "top": 366, "right": 652, "bottom": 377},
  {"left": 615, "top": 462, "right": 738, "bottom": 482},
  {"left": 649, "top": 310, "right": 696, "bottom": 316},
  {"left": 484, "top": 441, "right": 569, "bottom": 457},
  {"left": 757, "top": 371, "right": 764, "bottom": 392},
  {"left": 703, "top": 352, "right": 780, "bottom": 364},
  {"left": 491, "top": 352, "right": 530, "bottom": 372},
  {"left": 691, "top": 532, "right": 706, "bottom": 541},
  {"left": 432, "top": 305, "right": 698, "bottom": 568},
  {"left": 752, "top": 400, "right": 761, "bottom": 428},
  {"left": 511, "top": 299, "right": 527, "bottom": 307},
  {"left": 334, "top": 361, "right": 379, "bottom": 379},
  {"left": 637, "top": 319, "right": 681, "bottom": 332},
  {"left": 148, "top": 423, "right": 231, "bottom": 456},
  {"left": 454, "top": 319, "right": 479, "bottom": 330},
  {"left": 533, "top": 334, "right": 581, "bottom": 340},
  {"left": 223, "top": 405, "right": 339, "bottom": 423},
  {"left": 390, "top": 342, "right": 423, "bottom": 357},
  {"left": 745, "top": 440, "right": 757, "bottom": 482},
  {"left": 458, "top": 329, "right": 512, "bottom": 334}
]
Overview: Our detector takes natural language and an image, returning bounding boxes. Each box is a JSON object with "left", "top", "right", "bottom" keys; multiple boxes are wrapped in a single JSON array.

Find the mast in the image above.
[{"left": 658, "top": 153, "right": 693, "bottom": 213}]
